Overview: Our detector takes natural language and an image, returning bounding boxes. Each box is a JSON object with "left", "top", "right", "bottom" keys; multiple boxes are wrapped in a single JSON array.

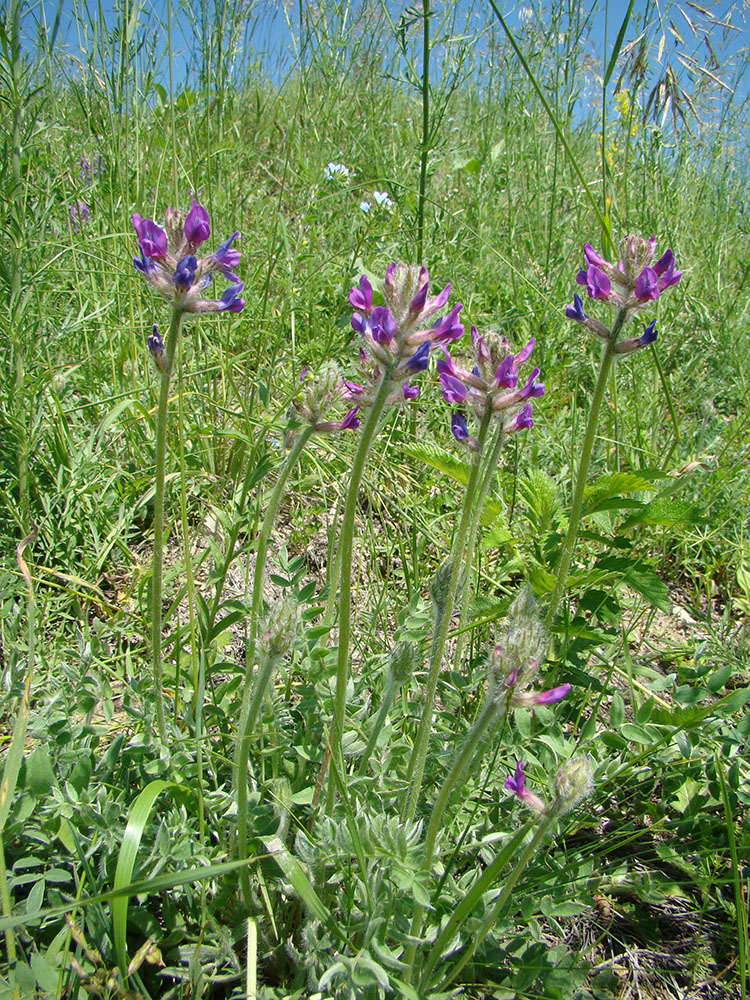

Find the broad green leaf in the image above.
[{"left": 26, "top": 748, "right": 55, "bottom": 797}]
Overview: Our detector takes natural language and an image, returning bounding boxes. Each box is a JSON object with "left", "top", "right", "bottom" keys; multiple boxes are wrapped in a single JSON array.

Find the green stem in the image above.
[
  {"left": 403, "top": 407, "right": 494, "bottom": 824},
  {"left": 248, "top": 425, "right": 316, "bottom": 662},
  {"left": 544, "top": 310, "right": 627, "bottom": 630},
  {"left": 326, "top": 375, "right": 392, "bottom": 810},
  {"left": 357, "top": 670, "right": 399, "bottom": 775},
  {"left": 150, "top": 308, "right": 184, "bottom": 744},
  {"left": 454, "top": 421, "right": 506, "bottom": 670},
  {"left": 437, "top": 812, "right": 556, "bottom": 990},
  {"left": 405, "top": 694, "right": 502, "bottom": 981},
  {"left": 416, "top": 0, "right": 431, "bottom": 264},
  {"left": 235, "top": 647, "right": 283, "bottom": 912}
]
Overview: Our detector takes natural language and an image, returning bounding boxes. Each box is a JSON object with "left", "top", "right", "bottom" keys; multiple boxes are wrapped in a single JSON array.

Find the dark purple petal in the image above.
[
  {"left": 653, "top": 249, "right": 674, "bottom": 276},
  {"left": 634, "top": 266, "right": 659, "bottom": 302},
  {"left": 566, "top": 292, "right": 587, "bottom": 322},
  {"left": 133, "top": 250, "right": 152, "bottom": 274},
  {"left": 342, "top": 380, "right": 364, "bottom": 398},
  {"left": 657, "top": 257, "right": 682, "bottom": 290},
  {"left": 184, "top": 198, "right": 211, "bottom": 246},
  {"left": 217, "top": 281, "right": 245, "bottom": 312},
  {"left": 639, "top": 319, "right": 658, "bottom": 345},
  {"left": 405, "top": 341, "right": 431, "bottom": 374},
  {"left": 509, "top": 402, "right": 534, "bottom": 432},
  {"left": 471, "top": 325, "right": 490, "bottom": 363},
  {"left": 351, "top": 312, "right": 367, "bottom": 336},
  {"left": 514, "top": 337, "right": 535, "bottom": 366},
  {"left": 174, "top": 254, "right": 198, "bottom": 289},
  {"left": 451, "top": 410, "right": 469, "bottom": 442},
  {"left": 349, "top": 274, "right": 374, "bottom": 314},
  {"left": 402, "top": 383, "right": 419, "bottom": 400},
  {"left": 133, "top": 213, "right": 168, "bottom": 258}
]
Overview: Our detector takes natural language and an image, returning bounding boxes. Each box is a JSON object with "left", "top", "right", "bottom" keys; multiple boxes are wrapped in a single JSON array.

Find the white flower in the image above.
[
  {"left": 359, "top": 200, "right": 371, "bottom": 213},
  {"left": 373, "top": 190, "right": 394, "bottom": 209},
  {"left": 324, "top": 161, "right": 350, "bottom": 181}
]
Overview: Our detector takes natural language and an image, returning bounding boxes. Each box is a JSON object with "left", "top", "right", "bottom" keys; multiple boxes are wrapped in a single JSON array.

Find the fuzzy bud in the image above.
[
  {"left": 388, "top": 640, "right": 418, "bottom": 684},
  {"left": 551, "top": 756, "right": 593, "bottom": 816},
  {"left": 431, "top": 558, "right": 462, "bottom": 614},
  {"left": 261, "top": 597, "right": 299, "bottom": 656}
]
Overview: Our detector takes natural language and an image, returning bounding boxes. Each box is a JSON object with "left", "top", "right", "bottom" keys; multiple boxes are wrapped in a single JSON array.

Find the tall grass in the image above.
[{"left": 1, "top": 1, "right": 749, "bottom": 998}]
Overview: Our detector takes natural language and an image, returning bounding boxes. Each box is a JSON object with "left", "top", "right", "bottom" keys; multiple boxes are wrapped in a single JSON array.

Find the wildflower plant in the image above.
[
  {"left": 546, "top": 235, "right": 683, "bottom": 626},
  {"left": 132, "top": 196, "right": 245, "bottom": 741}
]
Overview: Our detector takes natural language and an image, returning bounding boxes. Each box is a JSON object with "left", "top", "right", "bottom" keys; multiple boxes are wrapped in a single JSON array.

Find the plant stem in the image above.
[
  {"left": 247, "top": 425, "right": 316, "bottom": 663},
  {"left": 454, "top": 420, "right": 506, "bottom": 669},
  {"left": 403, "top": 407, "right": 494, "bottom": 824},
  {"left": 404, "top": 694, "right": 501, "bottom": 981},
  {"left": 151, "top": 307, "right": 183, "bottom": 744},
  {"left": 544, "top": 309, "right": 627, "bottom": 629},
  {"left": 357, "top": 669, "right": 399, "bottom": 775},
  {"left": 236, "top": 646, "right": 283, "bottom": 912},
  {"left": 438, "top": 812, "right": 556, "bottom": 990},
  {"left": 416, "top": 0, "right": 431, "bottom": 264},
  {"left": 327, "top": 375, "right": 392, "bottom": 810}
]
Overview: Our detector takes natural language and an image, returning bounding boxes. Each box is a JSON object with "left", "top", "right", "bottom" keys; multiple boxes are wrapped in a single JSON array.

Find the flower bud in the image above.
[
  {"left": 388, "top": 640, "right": 418, "bottom": 684},
  {"left": 261, "top": 596, "right": 299, "bottom": 656},
  {"left": 551, "top": 756, "right": 593, "bottom": 816},
  {"left": 431, "top": 558, "right": 462, "bottom": 614}
]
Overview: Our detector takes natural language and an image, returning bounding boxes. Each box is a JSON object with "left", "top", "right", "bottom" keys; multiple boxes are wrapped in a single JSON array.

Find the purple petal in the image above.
[
  {"left": 430, "top": 303, "right": 464, "bottom": 345},
  {"left": 639, "top": 319, "right": 658, "bottom": 345},
  {"left": 583, "top": 242, "right": 606, "bottom": 267},
  {"left": 439, "top": 372, "right": 468, "bottom": 404},
  {"left": 405, "top": 341, "right": 430, "bottom": 374},
  {"left": 174, "top": 254, "right": 198, "bottom": 289},
  {"left": 132, "top": 213, "right": 168, "bottom": 258},
  {"left": 370, "top": 306, "right": 397, "bottom": 344},
  {"left": 495, "top": 355, "right": 518, "bottom": 390},
  {"left": 402, "top": 383, "right": 419, "bottom": 400},
  {"left": 566, "top": 292, "right": 587, "bottom": 322},
  {"left": 339, "top": 406, "right": 361, "bottom": 430},
  {"left": 534, "top": 683, "right": 571, "bottom": 704},
  {"left": 514, "top": 337, "right": 535, "bottom": 366},
  {"left": 634, "top": 266, "right": 660, "bottom": 302},
  {"left": 451, "top": 410, "right": 469, "bottom": 441},
  {"left": 184, "top": 198, "right": 211, "bottom": 246},
  {"left": 349, "top": 274, "right": 374, "bottom": 314},
  {"left": 217, "top": 281, "right": 245, "bottom": 312},
  {"left": 504, "top": 760, "right": 526, "bottom": 796},
  {"left": 585, "top": 264, "right": 611, "bottom": 300}
]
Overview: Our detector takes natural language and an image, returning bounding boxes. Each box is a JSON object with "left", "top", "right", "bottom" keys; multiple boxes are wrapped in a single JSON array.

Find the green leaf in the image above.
[
  {"left": 604, "top": 0, "right": 635, "bottom": 86},
  {"left": 26, "top": 748, "right": 55, "bottom": 797},
  {"left": 621, "top": 496, "right": 704, "bottom": 530},
  {"left": 401, "top": 442, "right": 469, "bottom": 486},
  {"left": 31, "top": 951, "right": 59, "bottom": 993},
  {"left": 112, "top": 779, "right": 178, "bottom": 977}
]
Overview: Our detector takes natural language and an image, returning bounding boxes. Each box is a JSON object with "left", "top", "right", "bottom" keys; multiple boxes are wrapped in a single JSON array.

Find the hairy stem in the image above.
[
  {"left": 150, "top": 308, "right": 183, "bottom": 744},
  {"left": 544, "top": 309, "right": 627, "bottom": 629},
  {"left": 403, "top": 407, "right": 494, "bottom": 824}
]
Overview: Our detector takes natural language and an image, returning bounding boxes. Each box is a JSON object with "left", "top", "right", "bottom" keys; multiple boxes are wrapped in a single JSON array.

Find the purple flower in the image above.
[
  {"left": 577, "top": 264, "right": 611, "bottom": 300},
  {"left": 505, "top": 761, "right": 547, "bottom": 814},
  {"left": 339, "top": 407, "right": 361, "bottom": 430},
  {"left": 654, "top": 250, "right": 682, "bottom": 289},
  {"left": 133, "top": 213, "right": 168, "bottom": 259},
  {"left": 173, "top": 255, "right": 198, "bottom": 289},
  {"left": 429, "top": 303, "right": 464, "bottom": 345},
  {"left": 439, "top": 372, "right": 468, "bottom": 404},
  {"left": 147, "top": 324, "right": 169, "bottom": 376},
  {"left": 184, "top": 198, "right": 211, "bottom": 247},
  {"left": 217, "top": 282, "right": 245, "bottom": 312},
  {"left": 513, "top": 682, "right": 571, "bottom": 706},
  {"left": 213, "top": 231, "right": 241, "bottom": 281},
  {"left": 402, "top": 383, "right": 419, "bottom": 400},
  {"left": 369, "top": 306, "right": 398, "bottom": 345},
  {"left": 410, "top": 279, "right": 451, "bottom": 318},
  {"left": 504, "top": 402, "right": 534, "bottom": 434},
  {"left": 640, "top": 318, "right": 658, "bottom": 345},
  {"left": 634, "top": 266, "right": 660, "bottom": 302},
  {"left": 566, "top": 292, "right": 587, "bottom": 322},
  {"left": 349, "top": 274, "right": 374, "bottom": 315},
  {"left": 583, "top": 242, "right": 607, "bottom": 268},
  {"left": 518, "top": 367, "right": 545, "bottom": 400},
  {"left": 494, "top": 355, "right": 518, "bottom": 389},
  {"left": 405, "top": 341, "right": 431, "bottom": 374},
  {"left": 451, "top": 410, "right": 469, "bottom": 442}
]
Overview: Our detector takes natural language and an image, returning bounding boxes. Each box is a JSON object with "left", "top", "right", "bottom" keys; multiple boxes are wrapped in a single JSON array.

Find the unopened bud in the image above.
[
  {"left": 388, "top": 640, "right": 418, "bottom": 684},
  {"left": 261, "top": 596, "right": 299, "bottom": 656},
  {"left": 552, "top": 756, "right": 593, "bottom": 816},
  {"left": 431, "top": 558, "right": 462, "bottom": 613}
]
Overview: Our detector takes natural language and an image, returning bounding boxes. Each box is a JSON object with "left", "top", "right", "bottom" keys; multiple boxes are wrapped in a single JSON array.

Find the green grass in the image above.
[{"left": 1, "top": 1, "right": 749, "bottom": 998}]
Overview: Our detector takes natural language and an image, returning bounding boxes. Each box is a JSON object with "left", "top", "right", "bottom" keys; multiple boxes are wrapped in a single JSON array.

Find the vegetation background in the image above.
[{"left": 0, "top": 0, "right": 749, "bottom": 998}]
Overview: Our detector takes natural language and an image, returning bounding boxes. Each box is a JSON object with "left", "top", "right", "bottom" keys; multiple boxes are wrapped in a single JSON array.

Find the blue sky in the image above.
[{"left": 23, "top": 0, "right": 750, "bottom": 112}]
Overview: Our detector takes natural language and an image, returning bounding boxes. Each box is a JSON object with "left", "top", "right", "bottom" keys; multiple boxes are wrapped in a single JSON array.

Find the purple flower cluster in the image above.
[
  {"left": 132, "top": 198, "right": 245, "bottom": 315},
  {"left": 438, "top": 327, "right": 545, "bottom": 448},
  {"left": 69, "top": 199, "right": 91, "bottom": 231},
  {"left": 345, "top": 264, "right": 464, "bottom": 405},
  {"left": 566, "top": 235, "right": 682, "bottom": 355}
]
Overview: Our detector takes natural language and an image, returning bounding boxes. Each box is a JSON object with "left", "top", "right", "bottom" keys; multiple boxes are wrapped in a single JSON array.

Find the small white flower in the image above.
[
  {"left": 373, "top": 190, "right": 394, "bottom": 209},
  {"left": 359, "top": 200, "right": 371, "bottom": 213},
  {"left": 324, "top": 161, "right": 350, "bottom": 181}
]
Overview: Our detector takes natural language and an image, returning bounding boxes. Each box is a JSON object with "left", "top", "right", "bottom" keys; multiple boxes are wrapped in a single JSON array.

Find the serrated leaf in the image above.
[
  {"left": 585, "top": 471, "right": 658, "bottom": 499},
  {"left": 621, "top": 496, "right": 704, "bottom": 530},
  {"left": 401, "top": 442, "right": 469, "bottom": 486}
]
